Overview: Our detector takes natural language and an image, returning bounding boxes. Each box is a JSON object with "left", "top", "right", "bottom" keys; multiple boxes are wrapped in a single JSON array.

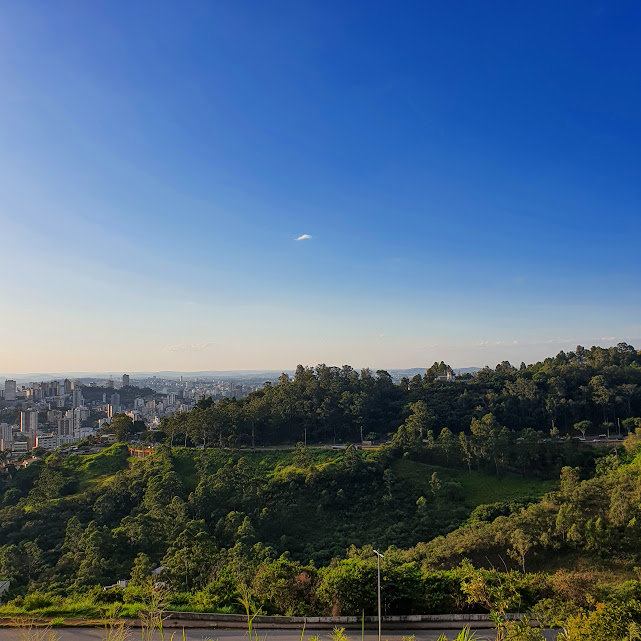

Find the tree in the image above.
[
  {"left": 459, "top": 432, "right": 473, "bottom": 472},
  {"left": 436, "top": 428, "right": 459, "bottom": 465},
  {"left": 31, "top": 466, "right": 65, "bottom": 502},
  {"left": 293, "top": 442, "right": 311, "bottom": 468},
  {"left": 108, "top": 414, "right": 135, "bottom": 442},
  {"left": 404, "top": 401, "right": 433, "bottom": 440},
  {"left": 129, "top": 552, "right": 154, "bottom": 588},
  {"left": 253, "top": 556, "right": 316, "bottom": 615},
  {"left": 622, "top": 417, "right": 641, "bottom": 435},
  {"left": 601, "top": 422, "right": 614, "bottom": 438},
  {"left": 470, "top": 413, "right": 508, "bottom": 475},
  {"left": 342, "top": 445, "right": 362, "bottom": 473},
  {"left": 317, "top": 558, "right": 376, "bottom": 616},
  {"left": 508, "top": 528, "right": 533, "bottom": 573},
  {"left": 574, "top": 420, "right": 592, "bottom": 439}
]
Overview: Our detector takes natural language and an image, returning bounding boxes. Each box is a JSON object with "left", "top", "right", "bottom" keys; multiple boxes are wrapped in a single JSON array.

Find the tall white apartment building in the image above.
[{"left": 36, "top": 434, "right": 59, "bottom": 450}]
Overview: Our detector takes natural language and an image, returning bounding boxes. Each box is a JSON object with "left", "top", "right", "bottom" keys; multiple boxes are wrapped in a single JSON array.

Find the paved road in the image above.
[{"left": 0, "top": 627, "right": 559, "bottom": 641}]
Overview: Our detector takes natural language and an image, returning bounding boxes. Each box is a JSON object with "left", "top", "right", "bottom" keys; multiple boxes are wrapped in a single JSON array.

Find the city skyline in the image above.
[{"left": 1, "top": 2, "right": 640, "bottom": 372}]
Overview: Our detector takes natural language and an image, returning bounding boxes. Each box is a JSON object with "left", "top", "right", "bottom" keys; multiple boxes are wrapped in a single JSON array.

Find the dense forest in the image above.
[
  {"left": 154, "top": 343, "right": 641, "bottom": 449},
  {"left": 2, "top": 344, "right": 641, "bottom": 640}
]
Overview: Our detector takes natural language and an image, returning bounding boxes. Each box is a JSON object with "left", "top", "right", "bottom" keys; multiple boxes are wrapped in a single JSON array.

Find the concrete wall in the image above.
[{"left": 164, "top": 611, "right": 497, "bottom": 630}]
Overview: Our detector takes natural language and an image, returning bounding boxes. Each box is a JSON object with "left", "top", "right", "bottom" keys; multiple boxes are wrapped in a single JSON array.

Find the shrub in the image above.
[{"left": 22, "top": 591, "right": 55, "bottom": 610}]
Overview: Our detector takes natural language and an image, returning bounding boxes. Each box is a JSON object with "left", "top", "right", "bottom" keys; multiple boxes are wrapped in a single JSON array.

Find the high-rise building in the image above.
[
  {"left": 122, "top": 374, "right": 130, "bottom": 387},
  {"left": 47, "top": 409, "right": 63, "bottom": 425},
  {"left": 110, "top": 393, "right": 121, "bottom": 413},
  {"left": 0, "top": 423, "right": 11, "bottom": 451},
  {"left": 20, "top": 409, "right": 39, "bottom": 435},
  {"left": 58, "top": 416, "right": 74, "bottom": 436},
  {"left": 63, "top": 379, "right": 72, "bottom": 395},
  {"left": 4, "top": 380, "right": 16, "bottom": 401},
  {"left": 106, "top": 378, "right": 115, "bottom": 389},
  {"left": 72, "top": 388, "right": 84, "bottom": 409}
]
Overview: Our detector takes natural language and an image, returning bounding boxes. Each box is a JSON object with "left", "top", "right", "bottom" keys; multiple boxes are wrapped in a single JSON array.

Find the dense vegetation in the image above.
[
  {"left": 157, "top": 343, "right": 641, "bottom": 450},
  {"left": 0, "top": 443, "right": 554, "bottom": 593},
  {"left": 2, "top": 344, "right": 641, "bottom": 639},
  {"left": 79, "top": 384, "right": 155, "bottom": 405}
]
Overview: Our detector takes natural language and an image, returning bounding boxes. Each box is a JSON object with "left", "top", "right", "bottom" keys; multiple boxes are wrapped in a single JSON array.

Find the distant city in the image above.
[
  {"left": 0, "top": 367, "right": 479, "bottom": 457},
  {"left": 0, "top": 372, "right": 274, "bottom": 457}
]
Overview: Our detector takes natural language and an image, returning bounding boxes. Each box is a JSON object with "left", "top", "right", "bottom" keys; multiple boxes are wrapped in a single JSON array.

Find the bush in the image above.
[
  {"left": 422, "top": 571, "right": 466, "bottom": 613},
  {"left": 88, "top": 585, "right": 125, "bottom": 604},
  {"left": 559, "top": 600, "right": 641, "bottom": 641},
  {"left": 531, "top": 598, "right": 581, "bottom": 628},
  {"left": 22, "top": 591, "right": 54, "bottom": 610}
]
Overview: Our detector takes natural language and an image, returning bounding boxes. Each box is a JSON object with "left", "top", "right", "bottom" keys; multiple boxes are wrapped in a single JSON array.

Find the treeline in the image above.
[
  {"left": 157, "top": 343, "right": 641, "bottom": 449},
  {"left": 391, "top": 406, "right": 604, "bottom": 478}
]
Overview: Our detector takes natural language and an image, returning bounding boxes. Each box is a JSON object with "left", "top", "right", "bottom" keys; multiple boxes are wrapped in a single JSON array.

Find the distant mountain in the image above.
[
  {"left": 454, "top": 367, "right": 482, "bottom": 375},
  {"left": 1, "top": 366, "right": 482, "bottom": 385}
]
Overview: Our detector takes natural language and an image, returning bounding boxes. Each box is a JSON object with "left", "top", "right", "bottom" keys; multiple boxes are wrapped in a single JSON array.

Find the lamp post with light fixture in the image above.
[{"left": 373, "top": 549, "right": 384, "bottom": 641}]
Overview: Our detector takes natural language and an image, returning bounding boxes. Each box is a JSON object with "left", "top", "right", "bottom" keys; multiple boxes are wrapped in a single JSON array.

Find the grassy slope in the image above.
[
  {"left": 58, "top": 444, "right": 130, "bottom": 492},
  {"left": 392, "top": 458, "right": 558, "bottom": 508}
]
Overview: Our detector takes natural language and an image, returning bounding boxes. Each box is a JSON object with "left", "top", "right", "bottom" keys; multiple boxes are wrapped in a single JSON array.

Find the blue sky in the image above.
[{"left": 1, "top": 1, "right": 640, "bottom": 374}]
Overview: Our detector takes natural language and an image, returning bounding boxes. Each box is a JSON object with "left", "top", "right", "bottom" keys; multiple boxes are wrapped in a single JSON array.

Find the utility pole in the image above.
[{"left": 374, "top": 549, "right": 384, "bottom": 641}]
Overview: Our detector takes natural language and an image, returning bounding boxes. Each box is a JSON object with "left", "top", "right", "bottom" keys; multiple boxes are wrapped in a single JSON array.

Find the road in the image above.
[{"left": 0, "top": 627, "right": 559, "bottom": 641}]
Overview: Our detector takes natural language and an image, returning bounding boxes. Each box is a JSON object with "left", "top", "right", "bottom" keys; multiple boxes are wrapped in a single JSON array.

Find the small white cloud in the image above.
[
  {"left": 162, "top": 343, "right": 215, "bottom": 352},
  {"left": 377, "top": 334, "right": 385, "bottom": 340},
  {"left": 295, "top": 234, "right": 312, "bottom": 241}
]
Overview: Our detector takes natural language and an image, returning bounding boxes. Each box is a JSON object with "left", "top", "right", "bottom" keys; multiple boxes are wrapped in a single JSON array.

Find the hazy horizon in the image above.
[{"left": 1, "top": 337, "right": 639, "bottom": 380}]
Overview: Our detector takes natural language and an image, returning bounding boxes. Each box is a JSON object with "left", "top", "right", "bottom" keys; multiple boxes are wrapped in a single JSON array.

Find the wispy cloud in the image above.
[
  {"left": 295, "top": 234, "right": 312, "bottom": 241},
  {"left": 162, "top": 343, "right": 215, "bottom": 352}
]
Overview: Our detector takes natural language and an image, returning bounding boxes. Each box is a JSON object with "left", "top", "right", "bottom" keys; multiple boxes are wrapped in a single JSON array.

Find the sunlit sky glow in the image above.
[{"left": 1, "top": 1, "right": 640, "bottom": 375}]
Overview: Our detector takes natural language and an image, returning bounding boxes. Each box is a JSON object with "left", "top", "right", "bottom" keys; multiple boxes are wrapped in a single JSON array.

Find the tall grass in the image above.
[
  {"left": 436, "top": 628, "right": 477, "bottom": 641},
  {"left": 13, "top": 618, "right": 60, "bottom": 641}
]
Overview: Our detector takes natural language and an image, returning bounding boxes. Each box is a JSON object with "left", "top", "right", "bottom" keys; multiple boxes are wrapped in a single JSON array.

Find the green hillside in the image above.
[
  {"left": 3, "top": 437, "right": 641, "bottom": 640},
  {"left": 0, "top": 443, "right": 556, "bottom": 597}
]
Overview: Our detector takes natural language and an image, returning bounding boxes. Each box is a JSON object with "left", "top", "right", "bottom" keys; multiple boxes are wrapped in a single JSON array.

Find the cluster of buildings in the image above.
[
  {"left": 0, "top": 375, "right": 134, "bottom": 455},
  {"left": 0, "top": 373, "right": 263, "bottom": 457},
  {"left": 140, "top": 375, "right": 260, "bottom": 401}
]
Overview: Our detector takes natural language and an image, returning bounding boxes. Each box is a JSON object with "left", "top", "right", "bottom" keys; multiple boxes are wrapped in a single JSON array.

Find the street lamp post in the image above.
[{"left": 373, "top": 549, "right": 384, "bottom": 641}]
